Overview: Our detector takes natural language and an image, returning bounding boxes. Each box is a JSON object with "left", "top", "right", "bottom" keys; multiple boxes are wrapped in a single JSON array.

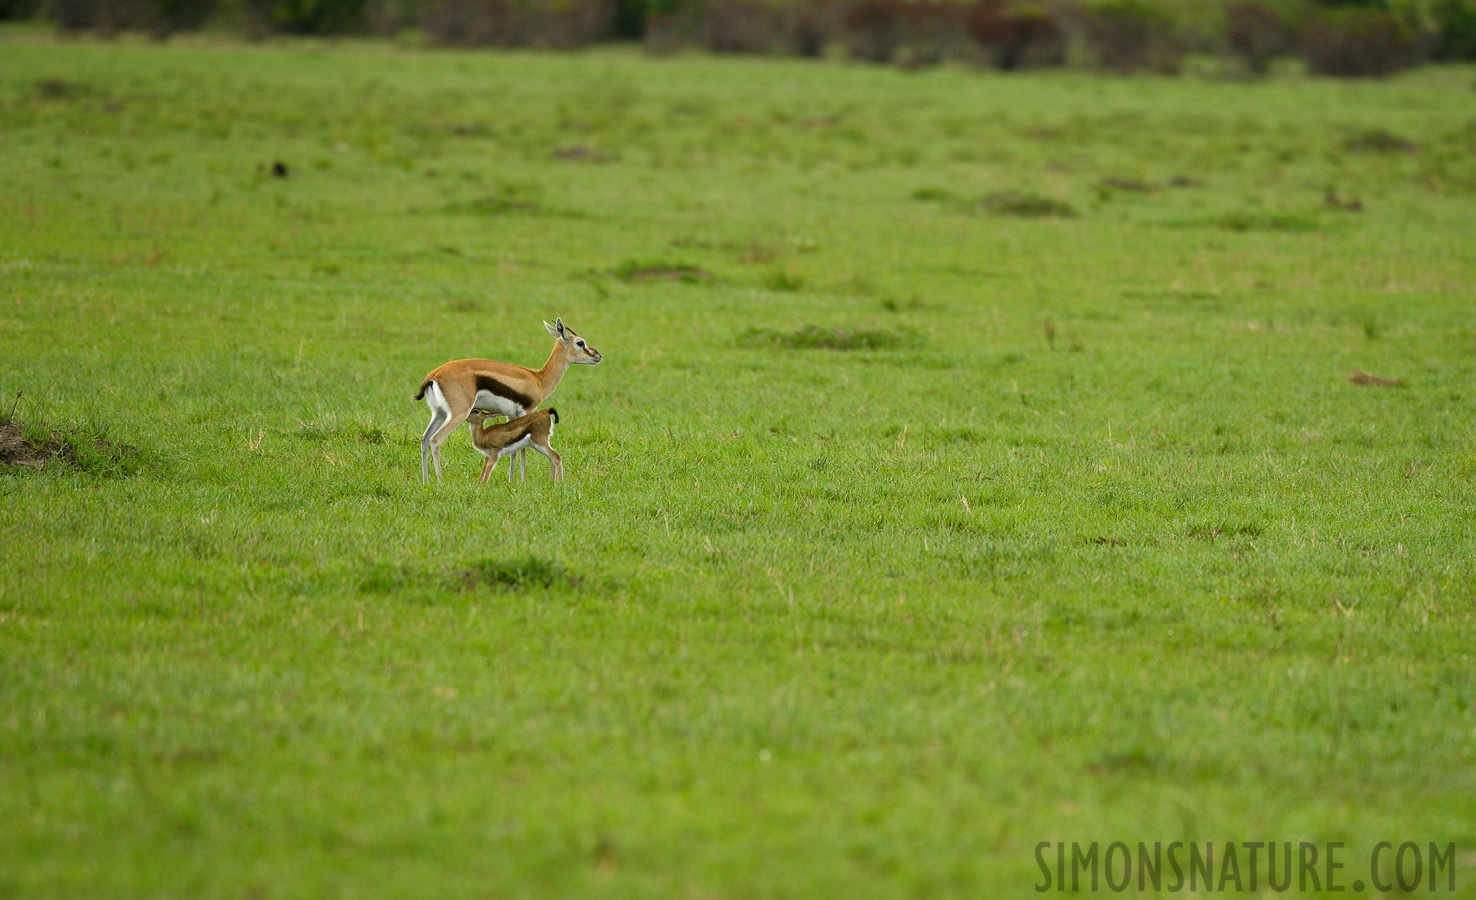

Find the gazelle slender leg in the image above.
[
  {"left": 420, "top": 410, "right": 448, "bottom": 484},
  {"left": 420, "top": 429, "right": 437, "bottom": 483},
  {"left": 479, "top": 455, "right": 495, "bottom": 486},
  {"left": 531, "top": 442, "right": 562, "bottom": 482},
  {"left": 429, "top": 412, "right": 468, "bottom": 485}
]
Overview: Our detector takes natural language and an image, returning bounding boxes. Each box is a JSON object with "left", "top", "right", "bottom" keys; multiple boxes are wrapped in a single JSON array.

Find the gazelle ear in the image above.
[
  {"left": 544, "top": 319, "right": 562, "bottom": 338},
  {"left": 554, "top": 316, "right": 567, "bottom": 337}
]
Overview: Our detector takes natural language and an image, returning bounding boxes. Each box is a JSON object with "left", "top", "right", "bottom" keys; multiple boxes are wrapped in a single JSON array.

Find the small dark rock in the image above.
[
  {"left": 1323, "top": 190, "right": 1364, "bottom": 212},
  {"left": 1100, "top": 177, "right": 1153, "bottom": 192}
]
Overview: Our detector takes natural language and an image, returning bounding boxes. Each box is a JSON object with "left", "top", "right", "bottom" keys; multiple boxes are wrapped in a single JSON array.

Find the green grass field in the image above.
[{"left": 3, "top": 27, "right": 1476, "bottom": 897}]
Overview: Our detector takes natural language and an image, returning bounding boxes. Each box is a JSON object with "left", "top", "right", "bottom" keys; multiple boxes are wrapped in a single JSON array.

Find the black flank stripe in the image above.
[{"left": 473, "top": 375, "right": 535, "bottom": 412}]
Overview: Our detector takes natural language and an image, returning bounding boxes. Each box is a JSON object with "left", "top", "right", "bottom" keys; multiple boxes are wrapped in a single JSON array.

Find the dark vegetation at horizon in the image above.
[{"left": 4, "top": 0, "right": 1476, "bottom": 76}]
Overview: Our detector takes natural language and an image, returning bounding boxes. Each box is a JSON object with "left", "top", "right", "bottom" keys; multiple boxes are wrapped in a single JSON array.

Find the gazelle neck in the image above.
[{"left": 532, "top": 339, "right": 571, "bottom": 399}]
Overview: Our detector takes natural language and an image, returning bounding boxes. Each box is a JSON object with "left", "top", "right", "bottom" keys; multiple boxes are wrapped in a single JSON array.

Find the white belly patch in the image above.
[
  {"left": 498, "top": 435, "right": 532, "bottom": 459},
  {"left": 473, "top": 391, "right": 523, "bottom": 419}
]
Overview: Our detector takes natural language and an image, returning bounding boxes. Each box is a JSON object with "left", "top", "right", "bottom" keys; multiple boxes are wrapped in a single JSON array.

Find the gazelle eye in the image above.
[{"left": 577, "top": 340, "right": 585, "bottom": 348}]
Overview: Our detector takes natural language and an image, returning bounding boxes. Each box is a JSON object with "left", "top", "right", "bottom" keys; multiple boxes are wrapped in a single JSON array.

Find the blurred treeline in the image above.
[{"left": 3, "top": 0, "right": 1474, "bottom": 75}]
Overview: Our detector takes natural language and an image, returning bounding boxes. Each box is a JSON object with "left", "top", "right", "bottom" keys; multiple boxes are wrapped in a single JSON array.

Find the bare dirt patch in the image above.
[
  {"left": 1099, "top": 177, "right": 1153, "bottom": 192},
  {"left": 550, "top": 146, "right": 616, "bottom": 162},
  {"left": 1, "top": 420, "right": 139, "bottom": 474},
  {"left": 1347, "top": 370, "right": 1404, "bottom": 387}
]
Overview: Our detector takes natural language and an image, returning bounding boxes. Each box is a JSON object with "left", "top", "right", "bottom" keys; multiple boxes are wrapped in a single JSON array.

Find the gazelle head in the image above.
[
  {"left": 466, "top": 408, "right": 490, "bottom": 428},
  {"left": 545, "top": 317, "right": 602, "bottom": 366}
]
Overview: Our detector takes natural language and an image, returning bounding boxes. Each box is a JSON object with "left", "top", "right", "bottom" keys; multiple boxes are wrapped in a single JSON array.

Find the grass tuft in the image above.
[
  {"left": 763, "top": 268, "right": 804, "bottom": 291},
  {"left": 440, "top": 196, "right": 541, "bottom": 215},
  {"left": 355, "top": 421, "right": 390, "bottom": 444},
  {"left": 32, "top": 78, "right": 90, "bottom": 101},
  {"left": 1188, "top": 521, "right": 1264, "bottom": 540},
  {"left": 737, "top": 324, "right": 907, "bottom": 351},
  {"left": 1098, "top": 176, "right": 1153, "bottom": 192},
  {"left": 360, "top": 555, "right": 575, "bottom": 596},
  {"left": 1214, "top": 210, "right": 1319, "bottom": 232},
  {"left": 1342, "top": 128, "right": 1419, "bottom": 153},
  {"left": 910, "top": 186, "right": 953, "bottom": 201},
  {"left": 979, "top": 191, "right": 1077, "bottom": 217},
  {"left": 614, "top": 260, "right": 713, "bottom": 282},
  {"left": 461, "top": 555, "right": 573, "bottom": 591}
]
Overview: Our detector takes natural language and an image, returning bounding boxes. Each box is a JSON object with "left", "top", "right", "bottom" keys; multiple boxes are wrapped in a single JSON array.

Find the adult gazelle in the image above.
[{"left": 414, "top": 317, "right": 601, "bottom": 483}]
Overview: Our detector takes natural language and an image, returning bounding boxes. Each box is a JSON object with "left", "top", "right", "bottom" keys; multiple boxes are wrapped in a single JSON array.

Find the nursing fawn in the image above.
[{"left": 465, "top": 408, "right": 563, "bottom": 486}]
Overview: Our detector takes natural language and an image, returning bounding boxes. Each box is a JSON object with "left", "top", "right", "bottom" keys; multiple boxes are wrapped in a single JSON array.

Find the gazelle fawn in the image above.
[
  {"left": 466, "top": 408, "right": 563, "bottom": 486},
  {"left": 414, "top": 317, "right": 600, "bottom": 483}
]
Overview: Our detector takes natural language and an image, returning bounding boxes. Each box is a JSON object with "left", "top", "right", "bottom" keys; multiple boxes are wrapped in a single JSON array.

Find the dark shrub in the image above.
[
  {"left": 613, "top": 0, "right": 644, "bottom": 36},
  {"left": 898, "top": 0, "right": 970, "bottom": 66},
  {"left": 1, "top": 0, "right": 42, "bottom": 20},
  {"left": 841, "top": 0, "right": 968, "bottom": 66},
  {"left": 52, "top": 0, "right": 107, "bottom": 30},
  {"left": 1432, "top": 0, "right": 1476, "bottom": 60},
  {"left": 703, "top": 0, "right": 782, "bottom": 52},
  {"left": 842, "top": 0, "right": 906, "bottom": 62},
  {"left": 1225, "top": 1, "right": 1292, "bottom": 73},
  {"left": 422, "top": 0, "right": 615, "bottom": 47},
  {"left": 1082, "top": 0, "right": 1185, "bottom": 73},
  {"left": 1300, "top": 6, "right": 1416, "bottom": 76},
  {"left": 52, "top": 0, "right": 218, "bottom": 34},
  {"left": 783, "top": 0, "right": 837, "bottom": 55},
  {"left": 421, "top": 0, "right": 516, "bottom": 44},
  {"left": 969, "top": 0, "right": 1065, "bottom": 69},
  {"left": 244, "top": 0, "right": 368, "bottom": 34},
  {"left": 364, "top": 0, "right": 418, "bottom": 33},
  {"left": 530, "top": 0, "right": 616, "bottom": 46},
  {"left": 642, "top": 0, "right": 691, "bottom": 52}
]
